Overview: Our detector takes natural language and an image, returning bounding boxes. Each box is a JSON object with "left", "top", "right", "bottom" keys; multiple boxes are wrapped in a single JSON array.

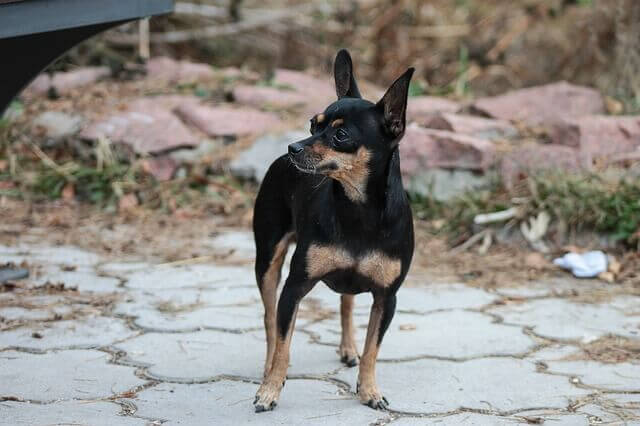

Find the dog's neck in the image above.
[{"left": 331, "top": 147, "right": 405, "bottom": 229}]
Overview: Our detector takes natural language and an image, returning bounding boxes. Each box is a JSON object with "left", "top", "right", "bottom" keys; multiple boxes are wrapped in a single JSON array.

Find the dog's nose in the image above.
[{"left": 288, "top": 143, "right": 304, "bottom": 155}]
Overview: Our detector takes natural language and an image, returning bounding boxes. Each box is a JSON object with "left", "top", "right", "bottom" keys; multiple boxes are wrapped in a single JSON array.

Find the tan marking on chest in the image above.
[
  {"left": 306, "top": 244, "right": 402, "bottom": 288},
  {"left": 323, "top": 146, "right": 371, "bottom": 203}
]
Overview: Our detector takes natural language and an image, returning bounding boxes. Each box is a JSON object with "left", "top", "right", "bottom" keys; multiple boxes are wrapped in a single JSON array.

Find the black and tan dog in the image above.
[{"left": 252, "top": 49, "right": 414, "bottom": 412}]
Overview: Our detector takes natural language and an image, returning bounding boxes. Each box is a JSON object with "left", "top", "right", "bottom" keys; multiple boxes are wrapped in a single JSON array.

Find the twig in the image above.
[
  {"left": 474, "top": 207, "right": 518, "bottom": 225},
  {"left": 106, "top": 3, "right": 325, "bottom": 45},
  {"left": 450, "top": 229, "right": 490, "bottom": 254}
]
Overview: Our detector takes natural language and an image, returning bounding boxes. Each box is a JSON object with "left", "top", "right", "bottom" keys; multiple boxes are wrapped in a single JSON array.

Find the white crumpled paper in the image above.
[{"left": 553, "top": 251, "right": 608, "bottom": 278}]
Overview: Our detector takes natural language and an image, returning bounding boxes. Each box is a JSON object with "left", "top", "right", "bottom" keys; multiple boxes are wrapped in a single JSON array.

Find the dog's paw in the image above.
[
  {"left": 254, "top": 381, "right": 281, "bottom": 413},
  {"left": 357, "top": 382, "right": 389, "bottom": 410},
  {"left": 339, "top": 344, "right": 359, "bottom": 367}
]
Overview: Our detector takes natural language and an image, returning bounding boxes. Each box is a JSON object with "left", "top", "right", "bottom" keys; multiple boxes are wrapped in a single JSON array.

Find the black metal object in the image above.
[{"left": 0, "top": 0, "right": 174, "bottom": 114}]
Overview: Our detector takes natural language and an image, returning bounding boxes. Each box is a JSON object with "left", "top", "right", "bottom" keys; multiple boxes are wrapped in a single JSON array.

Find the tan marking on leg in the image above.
[
  {"left": 255, "top": 306, "right": 298, "bottom": 410},
  {"left": 316, "top": 113, "right": 325, "bottom": 123},
  {"left": 260, "top": 232, "right": 294, "bottom": 377},
  {"left": 331, "top": 118, "right": 344, "bottom": 128},
  {"left": 357, "top": 251, "right": 402, "bottom": 288},
  {"left": 340, "top": 294, "right": 359, "bottom": 365},
  {"left": 358, "top": 301, "right": 385, "bottom": 407},
  {"left": 306, "top": 244, "right": 354, "bottom": 279}
]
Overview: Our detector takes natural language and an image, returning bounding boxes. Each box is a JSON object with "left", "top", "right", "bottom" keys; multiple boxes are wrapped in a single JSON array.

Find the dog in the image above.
[{"left": 252, "top": 49, "right": 414, "bottom": 412}]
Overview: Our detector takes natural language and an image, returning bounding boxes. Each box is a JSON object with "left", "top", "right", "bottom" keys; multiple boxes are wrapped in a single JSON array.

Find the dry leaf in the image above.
[
  {"left": 62, "top": 183, "right": 75, "bottom": 201},
  {"left": 598, "top": 271, "right": 615, "bottom": 283},
  {"left": 399, "top": 324, "right": 416, "bottom": 331}
]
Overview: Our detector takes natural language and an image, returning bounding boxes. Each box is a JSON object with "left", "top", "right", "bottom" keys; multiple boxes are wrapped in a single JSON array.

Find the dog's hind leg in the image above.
[
  {"left": 339, "top": 294, "right": 359, "bottom": 366},
  {"left": 357, "top": 292, "right": 397, "bottom": 410}
]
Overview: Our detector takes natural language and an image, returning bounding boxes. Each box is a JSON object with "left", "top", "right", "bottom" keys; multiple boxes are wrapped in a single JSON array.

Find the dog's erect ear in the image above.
[
  {"left": 334, "top": 49, "right": 361, "bottom": 99},
  {"left": 377, "top": 68, "right": 415, "bottom": 138}
]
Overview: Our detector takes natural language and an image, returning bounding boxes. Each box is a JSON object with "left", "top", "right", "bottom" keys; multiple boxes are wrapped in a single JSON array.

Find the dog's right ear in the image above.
[{"left": 334, "top": 49, "right": 361, "bottom": 99}]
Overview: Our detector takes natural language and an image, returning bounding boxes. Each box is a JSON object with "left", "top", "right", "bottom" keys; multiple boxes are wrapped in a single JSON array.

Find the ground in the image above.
[{"left": 1, "top": 216, "right": 639, "bottom": 426}]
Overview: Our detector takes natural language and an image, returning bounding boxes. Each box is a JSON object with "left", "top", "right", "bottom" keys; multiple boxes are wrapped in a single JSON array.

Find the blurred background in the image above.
[{"left": 1, "top": 0, "right": 639, "bottom": 286}]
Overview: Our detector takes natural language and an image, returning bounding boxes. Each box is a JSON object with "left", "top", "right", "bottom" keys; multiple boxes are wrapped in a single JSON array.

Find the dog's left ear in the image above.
[
  {"left": 334, "top": 49, "right": 362, "bottom": 99},
  {"left": 377, "top": 68, "right": 415, "bottom": 138}
]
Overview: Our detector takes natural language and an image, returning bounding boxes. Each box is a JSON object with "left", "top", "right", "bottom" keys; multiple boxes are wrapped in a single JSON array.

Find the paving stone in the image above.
[
  {"left": 33, "top": 267, "right": 122, "bottom": 293},
  {"left": 0, "top": 400, "right": 143, "bottom": 426},
  {"left": 124, "top": 264, "right": 255, "bottom": 290},
  {"left": 175, "top": 103, "right": 282, "bottom": 137},
  {"left": 471, "top": 81, "right": 605, "bottom": 126},
  {"left": 80, "top": 97, "right": 199, "bottom": 155},
  {"left": 14, "top": 245, "right": 102, "bottom": 267},
  {"left": 207, "top": 230, "right": 257, "bottom": 261},
  {"left": 488, "top": 298, "right": 640, "bottom": 342},
  {"left": 421, "top": 113, "right": 518, "bottom": 140},
  {"left": 115, "top": 330, "right": 340, "bottom": 381},
  {"left": 0, "top": 350, "right": 145, "bottom": 401},
  {"left": 545, "top": 361, "right": 640, "bottom": 392},
  {"left": 391, "top": 413, "right": 584, "bottom": 425},
  {"left": 0, "top": 306, "right": 54, "bottom": 322},
  {"left": 510, "top": 410, "right": 591, "bottom": 426},
  {"left": 307, "top": 310, "right": 534, "bottom": 360},
  {"left": 146, "top": 56, "right": 215, "bottom": 83},
  {"left": 0, "top": 316, "right": 136, "bottom": 350},
  {"left": 397, "top": 284, "right": 497, "bottom": 313},
  {"left": 32, "top": 111, "right": 83, "bottom": 140},
  {"left": 335, "top": 357, "right": 590, "bottom": 413},
  {"left": 229, "top": 130, "right": 307, "bottom": 182},
  {"left": 130, "top": 380, "right": 384, "bottom": 425},
  {"left": 404, "top": 168, "right": 496, "bottom": 202},
  {"left": 98, "top": 261, "right": 154, "bottom": 275},
  {"left": 232, "top": 85, "right": 308, "bottom": 110}
]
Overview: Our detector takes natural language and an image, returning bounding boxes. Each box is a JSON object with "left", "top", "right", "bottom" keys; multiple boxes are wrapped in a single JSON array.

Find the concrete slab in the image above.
[
  {"left": 489, "top": 298, "right": 640, "bottom": 342},
  {"left": 391, "top": 412, "right": 589, "bottom": 425},
  {"left": 306, "top": 310, "right": 535, "bottom": 360},
  {"left": 335, "top": 357, "right": 590, "bottom": 413},
  {"left": 0, "top": 316, "right": 137, "bottom": 350},
  {"left": 0, "top": 350, "right": 145, "bottom": 401},
  {"left": 396, "top": 284, "right": 497, "bottom": 313},
  {"left": 115, "top": 330, "right": 342, "bottom": 381},
  {"left": 130, "top": 380, "right": 385, "bottom": 425},
  {"left": 545, "top": 360, "right": 640, "bottom": 392},
  {"left": 125, "top": 265, "right": 255, "bottom": 290},
  {"left": 33, "top": 267, "right": 122, "bottom": 293},
  {"left": 0, "top": 400, "right": 143, "bottom": 426}
]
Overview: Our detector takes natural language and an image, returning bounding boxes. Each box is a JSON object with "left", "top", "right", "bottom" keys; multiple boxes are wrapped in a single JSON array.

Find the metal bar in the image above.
[{"left": 0, "top": 0, "right": 174, "bottom": 39}]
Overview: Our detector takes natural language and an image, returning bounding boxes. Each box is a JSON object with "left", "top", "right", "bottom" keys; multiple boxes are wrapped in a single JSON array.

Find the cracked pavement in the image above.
[{"left": 1, "top": 230, "right": 639, "bottom": 425}]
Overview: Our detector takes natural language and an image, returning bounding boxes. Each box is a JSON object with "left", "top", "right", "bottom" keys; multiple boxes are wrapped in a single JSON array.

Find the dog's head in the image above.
[{"left": 288, "top": 49, "right": 413, "bottom": 200}]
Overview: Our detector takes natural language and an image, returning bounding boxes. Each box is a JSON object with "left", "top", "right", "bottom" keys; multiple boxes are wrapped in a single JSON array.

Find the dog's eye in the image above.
[{"left": 333, "top": 128, "right": 350, "bottom": 144}]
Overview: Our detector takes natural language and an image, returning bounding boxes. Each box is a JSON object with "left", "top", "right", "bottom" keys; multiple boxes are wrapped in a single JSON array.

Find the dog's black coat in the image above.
[{"left": 252, "top": 49, "right": 414, "bottom": 412}]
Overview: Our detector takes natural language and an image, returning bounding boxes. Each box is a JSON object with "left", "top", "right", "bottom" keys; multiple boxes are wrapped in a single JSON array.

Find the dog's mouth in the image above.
[{"left": 289, "top": 155, "right": 338, "bottom": 175}]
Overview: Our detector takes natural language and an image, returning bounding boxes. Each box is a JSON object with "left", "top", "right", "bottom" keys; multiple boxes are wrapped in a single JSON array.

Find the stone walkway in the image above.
[{"left": 1, "top": 231, "right": 639, "bottom": 425}]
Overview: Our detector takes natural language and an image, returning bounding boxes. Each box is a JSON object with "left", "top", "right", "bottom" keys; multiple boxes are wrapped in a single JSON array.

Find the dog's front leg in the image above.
[
  {"left": 254, "top": 275, "right": 315, "bottom": 412},
  {"left": 358, "top": 291, "right": 396, "bottom": 410}
]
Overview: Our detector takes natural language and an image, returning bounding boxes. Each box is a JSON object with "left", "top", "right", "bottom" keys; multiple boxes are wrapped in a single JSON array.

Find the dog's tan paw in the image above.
[
  {"left": 357, "top": 382, "right": 389, "bottom": 410},
  {"left": 254, "top": 381, "right": 282, "bottom": 413},
  {"left": 339, "top": 343, "right": 359, "bottom": 367}
]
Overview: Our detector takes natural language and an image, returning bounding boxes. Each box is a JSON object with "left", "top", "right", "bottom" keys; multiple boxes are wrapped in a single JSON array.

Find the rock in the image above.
[
  {"left": 51, "top": 67, "right": 111, "bottom": 94},
  {"left": 406, "top": 96, "right": 460, "bottom": 124},
  {"left": 547, "top": 115, "right": 640, "bottom": 168},
  {"left": 146, "top": 56, "right": 215, "bottom": 82},
  {"left": 32, "top": 111, "right": 83, "bottom": 139},
  {"left": 80, "top": 97, "right": 198, "bottom": 154},
  {"left": 272, "top": 69, "right": 335, "bottom": 114},
  {"left": 230, "top": 130, "right": 307, "bottom": 181},
  {"left": 421, "top": 113, "right": 518, "bottom": 140},
  {"left": 141, "top": 155, "right": 177, "bottom": 181},
  {"left": 500, "top": 143, "right": 580, "bottom": 190},
  {"left": 22, "top": 67, "right": 111, "bottom": 99},
  {"left": 400, "top": 124, "right": 497, "bottom": 173},
  {"left": 404, "top": 168, "right": 495, "bottom": 201},
  {"left": 472, "top": 81, "right": 605, "bottom": 125},
  {"left": 174, "top": 103, "right": 282, "bottom": 137},
  {"left": 232, "top": 85, "right": 307, "bottom": 110}
]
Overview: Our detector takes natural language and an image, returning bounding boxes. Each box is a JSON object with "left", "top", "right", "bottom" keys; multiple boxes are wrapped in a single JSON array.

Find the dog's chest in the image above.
[{"left": 305, "top": 244, "right": 401, "bottom": 288}]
